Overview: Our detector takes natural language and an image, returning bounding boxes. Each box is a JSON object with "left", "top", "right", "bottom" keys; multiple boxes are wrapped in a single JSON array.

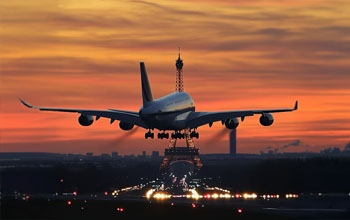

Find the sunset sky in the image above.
[{"left": 1, "top": 0, "right": 350, "bottom": 155}]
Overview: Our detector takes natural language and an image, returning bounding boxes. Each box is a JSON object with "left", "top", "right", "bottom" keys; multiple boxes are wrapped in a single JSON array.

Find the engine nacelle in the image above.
[
  {"left": 119, "top": 121, "right": 134, "bottom": 130},
  {"left": 259, "top": 113, "right": 274, "bottom": 126},
  {"left": 225, "top": 118, "right": 239, "bottom": 129},
  {"left": 78, "top": 114, "right": 94, "bottom": 126}
]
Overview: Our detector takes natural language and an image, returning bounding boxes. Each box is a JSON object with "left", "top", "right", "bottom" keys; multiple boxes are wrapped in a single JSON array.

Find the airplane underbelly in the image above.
[{"left": 143, "top": 112, "right": 189, "bottom": 130}]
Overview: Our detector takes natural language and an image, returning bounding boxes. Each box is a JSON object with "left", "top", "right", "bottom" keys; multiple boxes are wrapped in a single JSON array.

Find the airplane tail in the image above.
[{"left": 140, "top": 62, "right": 154, "bottom": 106}]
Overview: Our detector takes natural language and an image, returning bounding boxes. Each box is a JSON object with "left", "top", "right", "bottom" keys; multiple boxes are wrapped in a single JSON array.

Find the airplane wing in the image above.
[
  {"left": 186, "top": 101, "right": 298, "bottom": 129},
  {"left": 18, "top": 98, "right": 148, "bottom": 128}
]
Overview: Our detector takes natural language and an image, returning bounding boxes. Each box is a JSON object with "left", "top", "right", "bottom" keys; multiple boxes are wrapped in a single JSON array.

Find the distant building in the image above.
[
  {"left": 142, "top": 151, "right": 147, "bottom": 157},
  {"left": 112, "top": 152, "right": 118, "bottom": 159},
  {"left": 229, "top": 129, "right": 237, "bottom": 156},
  {"left": 86, "top": 152, "right": 93, "bottom": 157},
  {"left": 151, "top": 151, "right": 160, "bottom": 157},
  {"left": 101, "top": 153, "right": 111, "bottom": 160}
]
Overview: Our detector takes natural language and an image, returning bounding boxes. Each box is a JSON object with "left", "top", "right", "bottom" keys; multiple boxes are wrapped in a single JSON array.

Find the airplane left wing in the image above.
[
  {"left": 18, "top": 98, "right": 148, "bottom": 128},
  {"left": 186, "top": 101, "right": 298, "bottom": 129}
]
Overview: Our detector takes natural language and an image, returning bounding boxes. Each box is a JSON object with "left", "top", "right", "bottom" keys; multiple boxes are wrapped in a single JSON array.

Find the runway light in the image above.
[
  {"left": 67, "top": 201, "right": 72, "bottom": 205},
  {"left": 212, "top": 193, "right": 219, "bottom": 199},
  {"left": 243, "top": 193, "right": 257, "bottom": 199},
  {"left": 104, "top": 191, "right": 108, "bottom": 196},
  {"left": 117, "top": 208, "right": 124, "bottom": 212},
  {"left": 73, "top": 191, "right": 77, "bottom": 196},
  {"left": 237, "top": 208, "right": 243, "bottom": 213},
  {"left": 171, "top": 202, "right": 174, "bottom": 206},
  {"left": 192, "top": 203, "right": 196, "bottom": 208},
  {"left": 153, "top": 193, "right": 171, "bottom": 199}
]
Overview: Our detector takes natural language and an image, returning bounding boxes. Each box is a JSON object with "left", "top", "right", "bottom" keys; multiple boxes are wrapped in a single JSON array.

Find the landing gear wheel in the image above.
[{"left": 145, "top": 131, "right": 154, "bottom": 139}]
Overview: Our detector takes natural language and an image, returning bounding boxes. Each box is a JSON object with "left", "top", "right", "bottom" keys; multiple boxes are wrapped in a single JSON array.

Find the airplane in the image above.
[{"left": 18, "top": 58, "right": 298, "bottom": 140}]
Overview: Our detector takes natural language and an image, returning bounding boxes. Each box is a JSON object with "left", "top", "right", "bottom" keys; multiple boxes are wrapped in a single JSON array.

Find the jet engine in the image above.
[
  {"left": 259, "top": 113, "right": 274, "bottom": 126},
  {"left": 78, "top": 114, "right": 94, "bottom": 126},
  {"left": 119, "top": 121, "right": 134, "bottom": 130},
  {"left": 225, "top": 118, "right": 239, "bottom": 129}
]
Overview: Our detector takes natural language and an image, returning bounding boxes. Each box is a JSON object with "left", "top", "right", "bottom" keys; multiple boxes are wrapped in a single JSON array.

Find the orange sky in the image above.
[{"left": 1, "top": 0, "right": 350, "bottom": 155}]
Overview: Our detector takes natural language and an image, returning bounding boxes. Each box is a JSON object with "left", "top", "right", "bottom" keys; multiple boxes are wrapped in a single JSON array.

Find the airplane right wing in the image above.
[{"left": 186, "top": 101, "right": 298, "bottom": 129}]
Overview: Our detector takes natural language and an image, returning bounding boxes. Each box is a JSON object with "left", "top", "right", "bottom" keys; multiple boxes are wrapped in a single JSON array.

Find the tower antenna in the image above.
[{"left": 175, "top": 48, "right": 184, "bottom": 92}]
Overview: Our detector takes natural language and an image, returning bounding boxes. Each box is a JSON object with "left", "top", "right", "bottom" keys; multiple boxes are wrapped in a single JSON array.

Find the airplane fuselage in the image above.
[{"left": 139, "top": 92, "right": 195, "bottom": 130}]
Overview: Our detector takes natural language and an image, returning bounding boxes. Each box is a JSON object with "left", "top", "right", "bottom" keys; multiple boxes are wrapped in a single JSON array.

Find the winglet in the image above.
[
  {"left": 294, "top": 100, "right": 298, "bottom": 110},
  {"left": 18, "top": 98, "right": 33, "bottom": 108}
]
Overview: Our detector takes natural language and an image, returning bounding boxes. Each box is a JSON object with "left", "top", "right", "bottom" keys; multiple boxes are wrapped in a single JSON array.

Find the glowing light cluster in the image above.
[
  {"left": 153, "top": 193, "right": 171, "bottom": 199},
  {"left": 261, "top": 194, "right": 280, "bottom": 199},
  {"left": 243, "top": 193, "right": 257, "bottom": 199},
  {"left": 285, "top": 194, "right": 299, "bottom": 199},
  {"left": 234, "top": 194, "right": 242, "bottom": 198},
  {"left": 204, "top": 187, "right": 230, "bottom": 193},
  {"left": 188, "top": 189, "right": 201, "bottom": 200},
  {"left": 111, "top": 190, "right": 119, "bottom": 196},
  {"left": 146, "top": 189, "right": 155, "bottom": 199}
]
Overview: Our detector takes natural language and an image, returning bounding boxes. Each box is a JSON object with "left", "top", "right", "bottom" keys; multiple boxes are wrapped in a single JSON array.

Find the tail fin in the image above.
[{"left": 140, "top": 62, "right": 154, "bottom": 106}]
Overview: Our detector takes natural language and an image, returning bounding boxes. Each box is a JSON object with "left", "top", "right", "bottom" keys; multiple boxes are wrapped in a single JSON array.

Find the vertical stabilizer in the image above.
[{"left": 140, "top": 62, "right": 154, "bottom": 106}]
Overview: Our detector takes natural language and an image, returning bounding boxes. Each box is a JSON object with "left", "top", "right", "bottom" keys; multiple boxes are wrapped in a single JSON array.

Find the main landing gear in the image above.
[
  {"left": 145, "top": 130, "right": 154, "bottom": 139},
  {"left": 171, "top": 132, "right": 185, "bottom": 139},
  {"left": 190, "top": 131, "right": 199, "bottom": 139},
  {"left": 145, "top": 130, "right": 169, "bottom": 139},
  {"left": 158, "top": 132, "right": 169, "bottom": 139},
  {"left": 145, "top": 130, "right": 199, "bottom": 139}
]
